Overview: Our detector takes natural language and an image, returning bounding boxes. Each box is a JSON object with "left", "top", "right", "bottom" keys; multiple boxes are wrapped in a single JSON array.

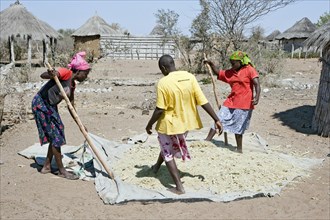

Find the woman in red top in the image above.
[
  {"left": 31, "top": 52, "right": 90, "bottom": 179},
  {"left": 204, "top": 51, "right": 260, "bottom": 153}
]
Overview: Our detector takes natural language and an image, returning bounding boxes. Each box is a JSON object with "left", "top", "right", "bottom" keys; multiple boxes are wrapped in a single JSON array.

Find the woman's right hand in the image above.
[{"left": 203, "top": 59, "right": 213, "bottom": 66}]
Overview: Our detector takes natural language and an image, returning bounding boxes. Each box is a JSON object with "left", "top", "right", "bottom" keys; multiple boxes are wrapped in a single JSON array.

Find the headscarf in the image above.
[
  {"left": 68, "top": 51, "right": 90, "bottom": 70},
  {"left": 229, "top": 51, "right": 254, "bottom": 67}
]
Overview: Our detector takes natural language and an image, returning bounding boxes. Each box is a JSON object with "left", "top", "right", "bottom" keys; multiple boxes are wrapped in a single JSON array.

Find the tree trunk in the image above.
[{"left": 312, "top": 48, "right": 330, "bottom": 137}]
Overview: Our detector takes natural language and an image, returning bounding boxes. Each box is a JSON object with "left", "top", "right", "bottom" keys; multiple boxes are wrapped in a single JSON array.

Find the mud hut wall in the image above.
[
  {"left": 73, "top": 36, "right": 100, "bottom": 58},
  {"left": 281, "top": 38, "right": 307, "bottom": 52},
  {"left": 263, "top": 41, "right": 280, "bottom": 50},
  {"left": 100, "top": 36, "right": 177, "bottom": 60}
]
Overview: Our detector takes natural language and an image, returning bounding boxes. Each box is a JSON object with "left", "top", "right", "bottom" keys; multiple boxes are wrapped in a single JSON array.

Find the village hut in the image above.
[
  {"left": 71, "top": 15, "right": 122, "bottom": 59},
  {"left": 263, "top": 30, "right": 281, "bottom": 50},
  {"left": 266, "top": 30, "right": 281, "bottom": 42},
  {"left": 304, "top": 21, "right": 330, "bottom": 137},
  {"left": 0, "top": 0, "right": 61, "bottom": 65},
  {"left": 275, "top": 17, "right": 316, "bottom": 53}
]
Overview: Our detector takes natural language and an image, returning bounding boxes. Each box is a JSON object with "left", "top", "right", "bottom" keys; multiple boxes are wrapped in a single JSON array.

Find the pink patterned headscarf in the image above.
[{"left": 68, "top": 51, "right": 90, "bottom": 70}]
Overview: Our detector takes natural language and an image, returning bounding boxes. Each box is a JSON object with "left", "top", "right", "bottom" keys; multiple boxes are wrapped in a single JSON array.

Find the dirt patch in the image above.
[{"left": 0, "top": 58, "right": 329, "bottom": 219}]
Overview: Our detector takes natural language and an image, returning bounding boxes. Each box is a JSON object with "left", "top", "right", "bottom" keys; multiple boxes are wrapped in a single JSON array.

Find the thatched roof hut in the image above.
[
  {"left": 0, "top": 0, "right": 61, "bottom": 64},
  {"left": 265, "top": 30, "right": 281, "bottom": 42},
  {"left": 275, "top": 17, "right": 317, "bottom": 52},
  {"left": 71, "top": 15, "right": 121, "bottom": 59},
  {"left": 304, "top": 21, "right": 330, "bottom": 137}
]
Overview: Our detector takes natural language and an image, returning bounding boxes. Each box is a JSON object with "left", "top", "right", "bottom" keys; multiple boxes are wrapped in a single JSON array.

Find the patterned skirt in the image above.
[
  {"left": 157, "top": 132, "right": 190, "bottom": 162},
  {"left": 212, "top": 106, "right": 252, "bottom": 135},
  {"left": 31, "top": 94, "right": 66, "bottom": 148}
]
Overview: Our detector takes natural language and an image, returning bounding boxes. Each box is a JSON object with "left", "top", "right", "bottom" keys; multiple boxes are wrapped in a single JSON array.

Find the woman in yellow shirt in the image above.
[{"left": 146, "top": 54, "right": 223, "bottom": 194}]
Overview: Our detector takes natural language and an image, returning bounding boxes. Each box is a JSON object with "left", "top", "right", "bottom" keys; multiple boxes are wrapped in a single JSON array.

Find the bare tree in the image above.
[
  {"left": 250, "top": 26, "right": 265, "bottom": 42},
  {"left": 154, "top": 9, "right": 180, "bottom": 37},
  {"left": 109, "top": 23, "right": 129, "bottom": 35},
  {"left": 154, "top": 9, "right": 192, "bottom": 67},
  {"left": 207, "top": 0, "right": 296, "bottom": 56},
  {"left": 190, "top": 0, "right": 213, "bottom": 72}
]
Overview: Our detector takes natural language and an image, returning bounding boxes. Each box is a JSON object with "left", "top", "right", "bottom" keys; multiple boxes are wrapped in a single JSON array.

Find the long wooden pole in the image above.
[
  {"left": 203, "top": 54, "right": 228, "bottom": 144},
  {"left": 203, "top": 53, "right": 221, "bottom": 109},
  {"left": 45, "top": 63, "right": 117, "bottom": 182}
]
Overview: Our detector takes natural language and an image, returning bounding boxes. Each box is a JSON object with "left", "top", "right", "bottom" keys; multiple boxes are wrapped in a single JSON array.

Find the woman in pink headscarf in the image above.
[{"left": 31, "top": 52, "right": 91, "bottom": 180}]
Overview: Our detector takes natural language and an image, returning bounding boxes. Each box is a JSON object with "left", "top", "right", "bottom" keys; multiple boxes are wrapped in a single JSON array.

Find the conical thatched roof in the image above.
[
  {"left": 304, "top": 21, "right": 330, "bottom": 50},
  {"left": 149, "top": 24, "right": 163, "bottom": 36},
  {"left": 38, "top": 19, "right": 62, "bottom": 39},
  {"left": 71, "top": 15, "right": 121, "bottom": 37},
  {"left": 0, "top": 1, "right": 61, "bottom": 40},
  {"left": 275, "top": 17, "right": 317, "bottom": 40},
  {"left": 265, "top": 30, "right": 281, "bottom": 41}
]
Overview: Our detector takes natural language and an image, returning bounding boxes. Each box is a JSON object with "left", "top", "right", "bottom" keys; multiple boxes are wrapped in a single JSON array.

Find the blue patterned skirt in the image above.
[
  {"left": 212, "top": 106, "right": 252, "bottom": 135},
  {"left": 31, "top": 94, "right": 66, "bottom": 148}
]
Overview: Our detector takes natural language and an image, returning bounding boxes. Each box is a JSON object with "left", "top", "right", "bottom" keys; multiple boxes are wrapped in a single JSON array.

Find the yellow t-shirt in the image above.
[{"left": 155, "top": 70, "right": 208, "bottom": 135}]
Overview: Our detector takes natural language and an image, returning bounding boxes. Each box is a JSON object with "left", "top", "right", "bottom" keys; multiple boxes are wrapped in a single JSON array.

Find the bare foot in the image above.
[
  {"left": 58, "top": 171, "right": 79, "bottom": 180},
  {"left": 167, "top": 187, "right": 185, "bottom": 195},
  {"left": 40, "top": 167, "right": 51, "bottom": 174}
]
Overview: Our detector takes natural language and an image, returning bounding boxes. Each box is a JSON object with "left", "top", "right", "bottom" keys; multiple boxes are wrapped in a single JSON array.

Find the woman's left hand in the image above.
[{"left": 252, "top": 98, "right": 259, "bottom": 105}]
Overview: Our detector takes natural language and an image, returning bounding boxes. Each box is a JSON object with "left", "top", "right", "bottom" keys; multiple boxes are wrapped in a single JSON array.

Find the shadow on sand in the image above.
[{"left": 272, "top": 105, "right": 316, "bottom": 135}]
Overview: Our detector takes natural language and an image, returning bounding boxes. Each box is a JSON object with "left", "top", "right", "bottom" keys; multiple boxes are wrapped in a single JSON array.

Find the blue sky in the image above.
[{"left": 1, "top": 0, "right": 329, "bottom": 36}]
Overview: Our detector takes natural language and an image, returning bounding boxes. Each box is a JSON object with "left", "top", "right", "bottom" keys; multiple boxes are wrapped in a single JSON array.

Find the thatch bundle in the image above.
[{"left": 305, "top": 21, "right": 330, "bottom": 137}]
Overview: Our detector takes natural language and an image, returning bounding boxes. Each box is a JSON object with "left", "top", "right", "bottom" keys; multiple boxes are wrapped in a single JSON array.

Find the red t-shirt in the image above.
[{"left": 218, "top": 65, "right": 258, "bottom": 110}]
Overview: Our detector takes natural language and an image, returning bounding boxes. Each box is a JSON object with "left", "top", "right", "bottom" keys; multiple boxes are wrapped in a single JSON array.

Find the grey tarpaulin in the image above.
[{"left": 19, "top": 130, "right": 324, "bottom": 204}]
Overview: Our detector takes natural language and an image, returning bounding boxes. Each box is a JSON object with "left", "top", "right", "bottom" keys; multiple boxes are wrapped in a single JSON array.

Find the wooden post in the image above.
[
  {"left": 42, "top": 39, "right": 49, "bottom": 65},
  {"left": 0, "top": 94, "right": 6, "bottom": 135},
  {"left": 9, "top": 35, "right": 15, "bottom": 63},
  {"left": 27, "top": 35, "right": 32, "bottom": 67},
  {"left": 50, "top": 37, "right": 55, "bottom": 64}
]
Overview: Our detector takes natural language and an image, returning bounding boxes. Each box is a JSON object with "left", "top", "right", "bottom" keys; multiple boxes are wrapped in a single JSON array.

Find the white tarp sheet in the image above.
[{"left": 19, "top": 130, "right": 324, "bottom": 204}]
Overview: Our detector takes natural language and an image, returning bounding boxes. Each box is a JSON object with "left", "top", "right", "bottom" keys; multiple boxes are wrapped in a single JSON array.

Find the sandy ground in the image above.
[{"left": 0, "top": 58, "right": 329, "bottom": 219}]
